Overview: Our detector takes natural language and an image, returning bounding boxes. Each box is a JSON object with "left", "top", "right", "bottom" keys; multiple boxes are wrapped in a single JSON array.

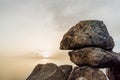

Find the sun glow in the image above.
[{"left": 42, "top": 51, "right": 52, "bottom": 58}]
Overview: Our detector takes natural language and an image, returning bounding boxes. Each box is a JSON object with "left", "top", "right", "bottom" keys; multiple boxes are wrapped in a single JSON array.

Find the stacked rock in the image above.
[
  {"left": 60, "top": 20, "right": 120, "bottom": 80},
  {"left": 27, "top": 20, "right": 120, "bottom": 80}
]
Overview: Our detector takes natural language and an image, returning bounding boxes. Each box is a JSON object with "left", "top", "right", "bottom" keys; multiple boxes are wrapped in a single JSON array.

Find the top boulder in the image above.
[{"left": 60, "top": 20, "right": 114, "bottom": 50}]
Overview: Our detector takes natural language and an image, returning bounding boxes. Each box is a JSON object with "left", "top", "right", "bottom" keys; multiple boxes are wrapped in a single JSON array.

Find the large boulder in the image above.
[
  {"left": 69, "top": 47, "right": 120, "bottom": 68},
  {"left": 26, "top": 63, "right": 72, "bottom": 80},
  {"left": 68, "top": 66, "right": 107, "bottom": 80},
  {"left": 60, "top": 20, "right": 114, "bottom": 50},
  {"left": 106, "top": 67, "right": 120, "bottom": 80}
]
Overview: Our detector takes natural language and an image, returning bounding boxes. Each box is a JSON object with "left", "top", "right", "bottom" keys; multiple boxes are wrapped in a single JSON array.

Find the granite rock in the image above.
[
  {"left": 68, "top": 66, "right": 107, "bottom": 80},
  {"left": 107, "top": 66, "right": 120, "bottom": 80},
  {"left": 26, "top": 63, "right": 72, "bottom": 80},
  {"left": 69, "top": 47, "right": 120, "bottom": 68},
  {"left": 60, "top": 20, "right": 114, "bottom": 50},
  {"left": 59, "top": 65, "right": 73, "bottom": 78}
]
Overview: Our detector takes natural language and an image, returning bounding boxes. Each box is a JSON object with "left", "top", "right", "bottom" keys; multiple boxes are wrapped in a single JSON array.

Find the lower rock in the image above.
[
  {"left": 107, "top": 67, "right": 120, "bottom": 80},
  {"left": 26, "top": 63, "right": 72, "bottom": 80},
  {"left": 69, "top": 47, "right": 120, "bottom": 68},
  {"left": 68, "top": 66, "right": 107, "bottom": 80}
]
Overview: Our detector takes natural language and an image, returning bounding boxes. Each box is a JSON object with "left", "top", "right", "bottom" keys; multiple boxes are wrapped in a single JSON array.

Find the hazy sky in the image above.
[{"left": 0, "top": 0, "right": 120, "bottom": 55}]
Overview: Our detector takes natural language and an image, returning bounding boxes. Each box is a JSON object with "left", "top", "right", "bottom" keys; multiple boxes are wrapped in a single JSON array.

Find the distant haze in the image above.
[{"left": 0, "top": 0, "right": 120, "bottom": 56}]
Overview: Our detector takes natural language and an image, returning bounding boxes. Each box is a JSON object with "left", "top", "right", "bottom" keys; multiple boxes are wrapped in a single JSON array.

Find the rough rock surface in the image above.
[
  {"left": 106, "top": 67, "right": 120, "bottom": 80},
  {"left": 59, "top": 65, "right": 73, "bottom": 78},
  {"left": 68, "top": 66, "right": 107, "bottom": 80},
  {"left": 69, "top": 47, "right": 120, "bottom": 68},
  {"left": 60, "top": 20, "right": 114, "bottom": 50},
  {"left": 26, "top": 63, "right": 72, "bottom": 80}
]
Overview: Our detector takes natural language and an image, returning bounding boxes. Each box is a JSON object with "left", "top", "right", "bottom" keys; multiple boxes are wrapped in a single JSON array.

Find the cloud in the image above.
[{"left": 0, "top": 0, "right": 120, "bottom": 53}]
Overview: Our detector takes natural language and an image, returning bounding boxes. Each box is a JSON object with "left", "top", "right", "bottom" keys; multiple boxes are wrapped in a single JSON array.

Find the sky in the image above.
[{"left": 0, "top": 0, "right": 120, "bottom": 56}]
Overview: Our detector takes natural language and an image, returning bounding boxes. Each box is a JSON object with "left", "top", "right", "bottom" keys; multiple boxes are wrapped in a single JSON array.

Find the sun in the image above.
[
  {"left": 42, "top": 51, "right": 52, "bottom": 58},
  {"left": 36, "top": 50, "right": 54, "bottom": 58}
]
